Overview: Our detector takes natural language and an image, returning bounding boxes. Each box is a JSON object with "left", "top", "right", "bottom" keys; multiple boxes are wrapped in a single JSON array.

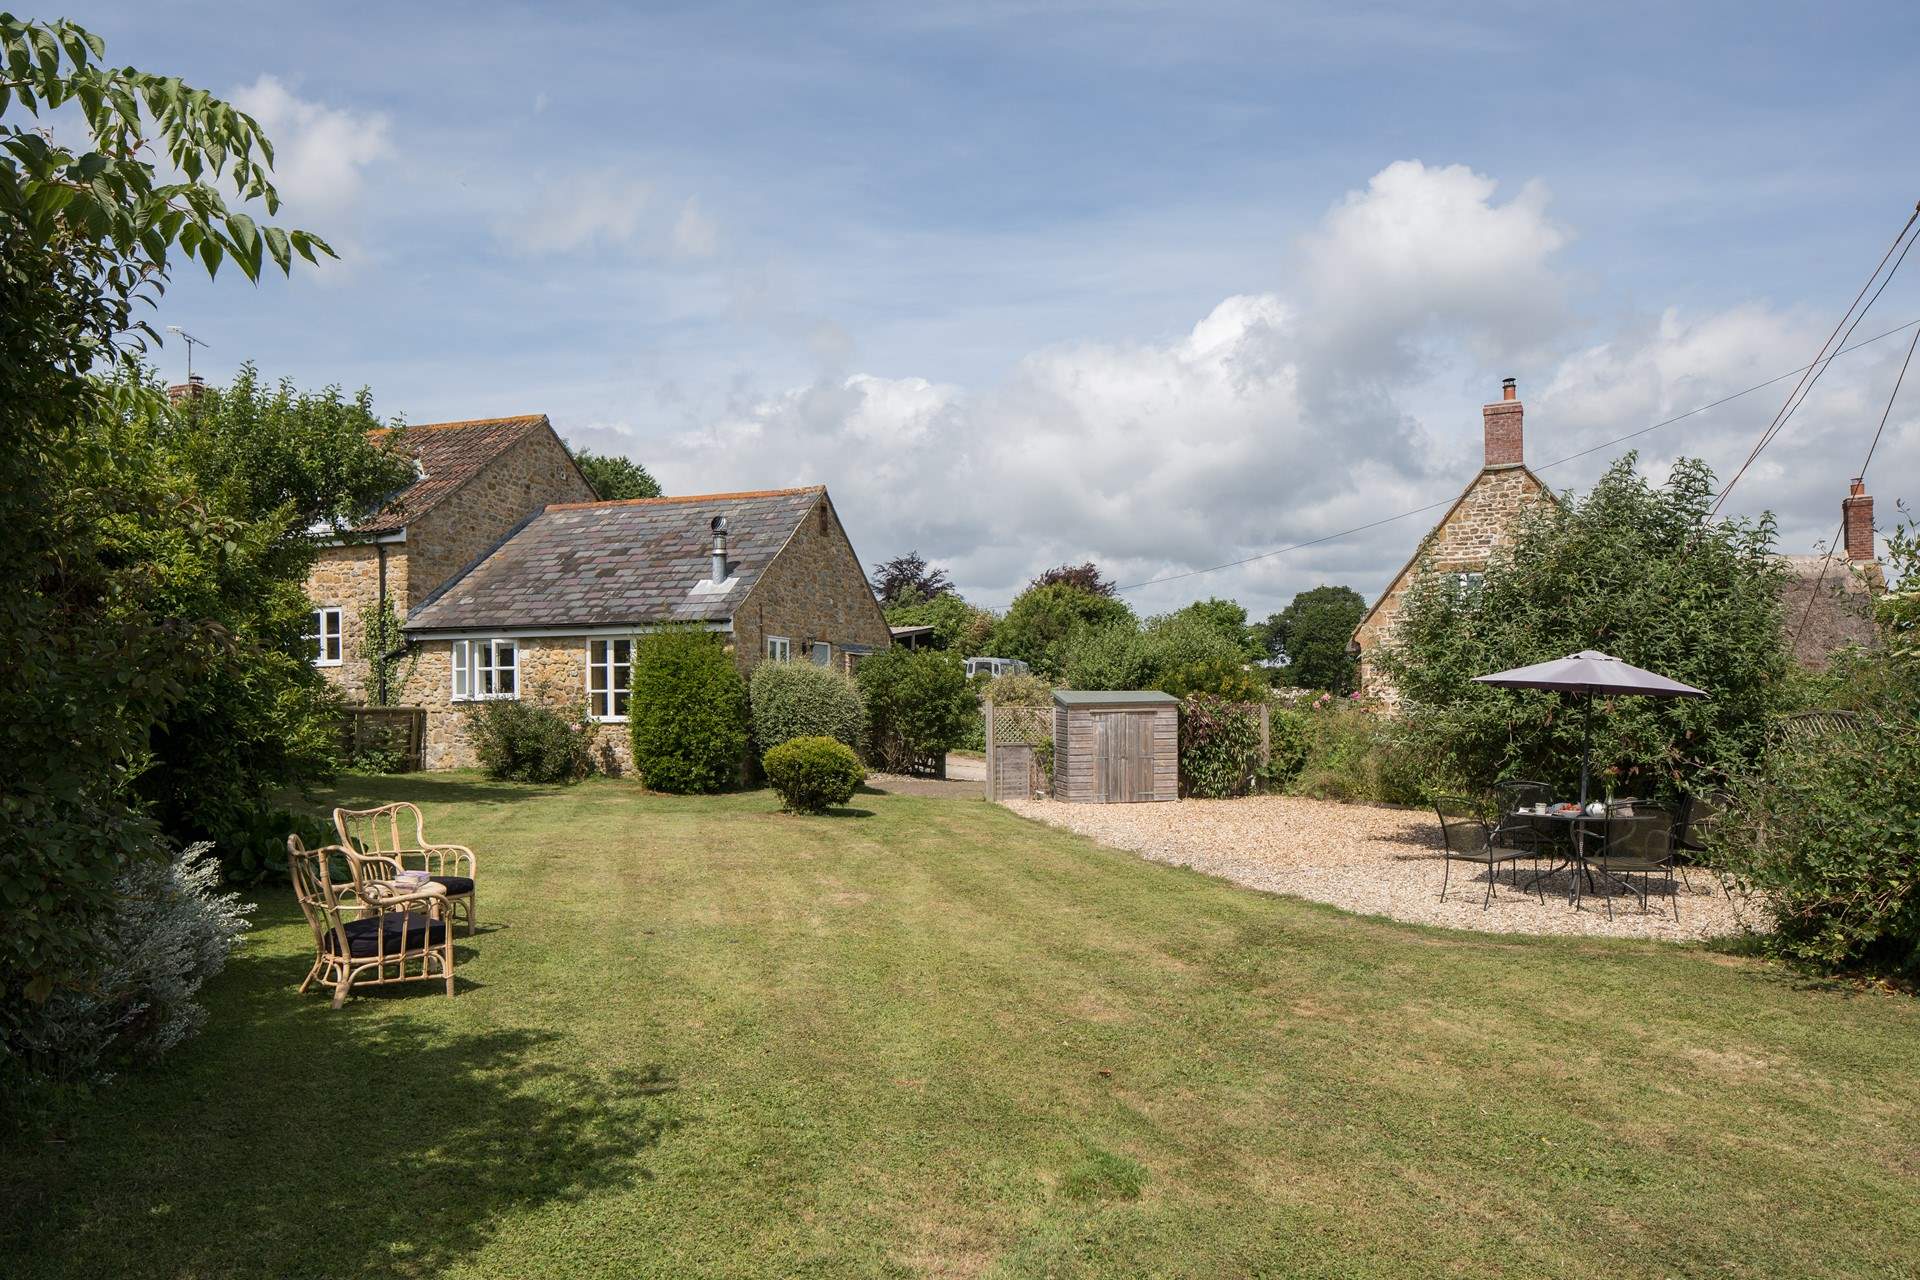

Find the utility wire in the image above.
[
  {"left": 1047, "top": 314, "right": 1920, "bottom": 603},
  {"left": 1704, "top": 201, "right": 1920, "bottom": 524},
  {"left": 1787, "top": 315, "right": 1920, "bottom": 653}
]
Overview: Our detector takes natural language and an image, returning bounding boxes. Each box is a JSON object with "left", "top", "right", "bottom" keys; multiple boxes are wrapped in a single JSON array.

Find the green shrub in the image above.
[
  {"left": 1264, "top": 707, "right": 1310, "bottom": 789},
  {"left": 466, "top": 700, "right": 594, "bottom": 784},
  {"left": 1707, "top": 517, "right": 1920, "bottom": 975},
  {"left": 1289, "top": 702, "right": 1432, "bottom": 805},
  {"left": 1, "top": 843, "right": 251, "bottom": 1094},
  {"left": 857, "top": 647, "right": 975, "bottom": 773},
  {"left": 1709, "top": 698, "right": 1920, "bottom": 974},
  {"left": 983, "top": 671, "right": 1054, "bottom": 707},
  {"left": 1062, "top": 613, "right": 1264, "bottom": 699},
  {"left": 750, "top": 660, "right": 866, "bottom": 756},
  {"left": 1178, "top": 694, "right": 1265, "bottom": 798},
  {"left": 763, "top": 736, "right": 866, "bottom": 814},
  {"left": 630, "top": 628, "right": 749, "bottom": 793}
]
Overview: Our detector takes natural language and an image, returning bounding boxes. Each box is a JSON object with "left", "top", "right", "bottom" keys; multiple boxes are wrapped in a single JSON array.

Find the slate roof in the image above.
[
  {"left": 404, "top": 487, "right": 826, "bottom": 633},
  {"left": 351, "top": 415, "right": 553, "bottom": 537}
]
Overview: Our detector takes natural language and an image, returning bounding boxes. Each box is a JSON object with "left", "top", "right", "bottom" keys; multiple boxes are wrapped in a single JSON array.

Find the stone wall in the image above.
[
  {"left": 1353, "top": 465, "right": 1550, "bottom": 700},
  {"left": 304, "top": 543, "right": 408, "bottom": 702},
  {"left": 405, "top": 427, "right": 595, "bottom": 610},
  {"left": 400, "top": 636, "right": 636, "bottom": 774},
  {"left": 731, "top": 494, "right": 893, "bottom": 673}
]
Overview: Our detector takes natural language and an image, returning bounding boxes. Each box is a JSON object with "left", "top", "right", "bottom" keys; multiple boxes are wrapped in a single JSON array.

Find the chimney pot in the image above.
[
  {"left": 1501, "top": 377, "right": 1517, "bottom": 401},
  {"left": 1842, "top": 480, "right": 1875, "bottom": 562}
]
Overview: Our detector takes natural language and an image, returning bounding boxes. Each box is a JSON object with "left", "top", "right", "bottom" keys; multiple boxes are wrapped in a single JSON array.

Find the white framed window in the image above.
[
  {"left": 810, "top": 642, "right": 831, "bottom": 666},
  {"left": 765, "top": 635, "right": 792, "bottom": 662},
  {"left": 451, "top": 639, "right": 519, "bottom": 701},
  {"left": 587, "top": 638, "right": 632, "bottom": 721},
  {"left": 307, "top": 607, "right": 343, "bottom": 666}
]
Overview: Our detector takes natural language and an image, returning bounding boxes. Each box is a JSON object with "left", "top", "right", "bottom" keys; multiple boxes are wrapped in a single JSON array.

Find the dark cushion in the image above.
[
  {"left": 324, "top": 913, "right": 448, "bottom": 958},
  {"left": 434, "top": 876, "right": 474, "bottom": 897}
]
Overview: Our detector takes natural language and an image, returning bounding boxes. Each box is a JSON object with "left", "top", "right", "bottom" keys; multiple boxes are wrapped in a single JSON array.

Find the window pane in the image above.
[
  {"left": 326, "top": 633, "right": 341, "bottom": 661},
  {"left": 613, "top": 688, "right": 630, "bottom": 718},
  {"left": 613, "top": 639, "right": 631, "bottom": 664}
]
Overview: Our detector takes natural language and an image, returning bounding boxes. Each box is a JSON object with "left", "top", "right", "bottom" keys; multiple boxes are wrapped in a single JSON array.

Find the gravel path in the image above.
[{"left": 1002, "top": 794, "right": 1753, "bottom": 942}]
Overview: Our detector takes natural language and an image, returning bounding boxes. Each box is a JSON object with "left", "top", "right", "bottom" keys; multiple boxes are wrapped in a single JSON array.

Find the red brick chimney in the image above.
[
  {"left": 1483, "top": 377, "right": 1523, "bottom": 468},
  {"left": 1842, "top": 477, "right": 1875, "bottom": 561},
  {"left": 166, "top": 374, "right": 207, "bottom": 406}
]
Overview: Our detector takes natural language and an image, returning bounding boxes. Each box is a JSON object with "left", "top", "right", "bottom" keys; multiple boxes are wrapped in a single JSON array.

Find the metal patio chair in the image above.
[
  {"left": 1587, "top": 802, "right": 1680, "bottom": 921},
  {"left": 1434, "top": 795, "right": 1544, "bottom": 908}
]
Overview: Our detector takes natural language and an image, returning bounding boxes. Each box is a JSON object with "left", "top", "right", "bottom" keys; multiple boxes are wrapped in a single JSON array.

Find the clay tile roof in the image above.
[
  {"left": 404, "top": 487, "right": 826, "bottom": 633},
  {"left": 351, "top": 414, "right": 552, "bottom": 536}
]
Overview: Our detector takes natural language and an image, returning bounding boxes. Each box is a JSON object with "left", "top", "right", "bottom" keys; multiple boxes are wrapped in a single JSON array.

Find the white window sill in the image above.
[
  {"left": 450, "top": 694, "right": 520, "bottom": 703},
  {"left": 313, "top": 658, "right": 343, "bottom": 668},
  {"left": 588, "top": 715, "right": 629, "bottom": 724}
]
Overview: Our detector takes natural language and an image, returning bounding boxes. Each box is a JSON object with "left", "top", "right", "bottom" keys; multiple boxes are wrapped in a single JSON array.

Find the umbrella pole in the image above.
[{"left": 1579, "top": 692, "right": 1593, "bottom": 809}]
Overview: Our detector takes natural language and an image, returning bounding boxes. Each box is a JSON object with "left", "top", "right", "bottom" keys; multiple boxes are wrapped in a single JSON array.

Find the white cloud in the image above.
[
  {"left": 230, "top": 75, "right": 392, "bottom": 221},
  {"left": 672, "top": 197, "right": 719, "bottom": 258},
  {"left": 640, "top": 160, "right": 1914, "bottom": 617},
  {"left": 501, "top": 174, "right": 655, "bottom": 254}
]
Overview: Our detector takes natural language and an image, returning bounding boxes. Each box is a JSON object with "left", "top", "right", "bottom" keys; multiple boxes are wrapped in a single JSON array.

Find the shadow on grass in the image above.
[{"left": 0, "top": 937, "right": 680, "bottom": 1280}]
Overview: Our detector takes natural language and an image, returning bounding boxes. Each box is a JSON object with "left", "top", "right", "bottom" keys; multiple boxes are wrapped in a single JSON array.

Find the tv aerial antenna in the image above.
[{"left": 164, "top": 325, "right": 210, "bottom": 384}]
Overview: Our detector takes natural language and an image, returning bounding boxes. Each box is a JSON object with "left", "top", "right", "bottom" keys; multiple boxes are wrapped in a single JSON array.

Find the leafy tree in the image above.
[
  {"left": 1261, "top": 585, "right": 1367, "bottom": 692},
  {"left": 1, "top": 16, "right": 332, "bottom": 1033},
  {"left": 856, "top": 648, "right": 975, "bottom": 772},
  {"left": 1166, "top": 597, "right": 1264, "bottom": 662},
  {"left": 629, "top": 628, "right": 748, "bottom": 793},
  {"left": 991, "top": 582, "right": 1134, "bottom": 677},
  {"left": 884, "top": 590, "right": 995, "bottom": 654},
  {"left": 568, "top": 444, "right": 661, "bottom": 501},
  {"left": 118, "top": 367, "right": 413, "bottom": 874},
  {"left": 1031, "top": 561, "right": 1117, "bottom": 597},
  {"left": 1063, "top": 612, "right": 1264, "bottom": 699},
  {"left": 1376, "top": 456, "right": 1789, "bottom": 801},
  {"left": 870, "top": 551, "right": 952, "bottom": 607}
]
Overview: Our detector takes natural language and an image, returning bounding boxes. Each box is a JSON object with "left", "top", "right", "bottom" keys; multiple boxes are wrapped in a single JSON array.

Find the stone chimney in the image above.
[
  {"left": 1843, "top": 478, "right": 1875, "bottom": 562},
  {"left": 1483, "top": 377, "right": 1523, "bottom": 468},
  {"left": 166, "top": 374, "right": 207, "bottom": 406}
]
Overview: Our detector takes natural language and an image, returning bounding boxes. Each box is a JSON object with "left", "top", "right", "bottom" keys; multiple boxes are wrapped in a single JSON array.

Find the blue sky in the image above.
[{"left": 64, "top": 0, "right": 1920, "bottom": 616}]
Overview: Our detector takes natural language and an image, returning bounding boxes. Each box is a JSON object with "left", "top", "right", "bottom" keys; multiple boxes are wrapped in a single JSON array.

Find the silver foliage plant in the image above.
[{"left": 7, "top": 844, "right": 252, "bottom": 1084}]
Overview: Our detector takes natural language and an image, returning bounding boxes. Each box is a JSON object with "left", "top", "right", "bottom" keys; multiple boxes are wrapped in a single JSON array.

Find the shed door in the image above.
[{"left": 1093, "top": 711, "right": 1156, "bottom": 803}]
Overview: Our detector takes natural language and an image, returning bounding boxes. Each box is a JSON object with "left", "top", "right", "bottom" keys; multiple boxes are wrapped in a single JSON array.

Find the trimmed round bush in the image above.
[
  {"left": 763, "top": 736, "right": 865, "bottom": 814},
  {"left": 750, "top": 660, "right": 866, "bottom": 755},
  {"left": 630, "top": 627, "right": 749, "bottom": 793}
]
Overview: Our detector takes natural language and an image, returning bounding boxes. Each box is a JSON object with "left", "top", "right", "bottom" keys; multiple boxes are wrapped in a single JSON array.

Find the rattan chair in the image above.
[
  {"left": 1588, "top": 802, "right": 1680, "bottom": 920},
  {"left": 333, "top": 802, "right": 477, "bottom": 934},
  {"left": 1434, "top": 795, "right": 1544, "bottom": 908},
  {"left": 288, "top": 835, "right": 454, "bottom": 1008}
]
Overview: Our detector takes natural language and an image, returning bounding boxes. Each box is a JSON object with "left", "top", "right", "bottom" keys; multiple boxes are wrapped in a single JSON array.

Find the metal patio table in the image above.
[{"left": 1514, "top": 808, "right": 1607, "bottom": 907}]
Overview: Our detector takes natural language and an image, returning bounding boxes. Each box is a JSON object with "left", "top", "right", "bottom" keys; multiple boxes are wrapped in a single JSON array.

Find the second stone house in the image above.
[{"left": 304, "top": 414, "right": 890, "bottom": 771}]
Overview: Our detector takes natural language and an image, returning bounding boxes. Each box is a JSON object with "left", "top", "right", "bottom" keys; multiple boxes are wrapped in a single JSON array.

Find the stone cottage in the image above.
[
  {"left": 1350, "top": 379, "right": 1554, "bottom": 700},
  {"left": 1349, "top": 382, "right": 1889, "bottom": 700},
  {"left": 305, "top": 417, "right": 890, "bottom": 771},
  {"left": 397, "top": 486, "right": 888, "bottom": 770},
  {"left": 304, "top": 413, "right": 599, "bottom": 704}
]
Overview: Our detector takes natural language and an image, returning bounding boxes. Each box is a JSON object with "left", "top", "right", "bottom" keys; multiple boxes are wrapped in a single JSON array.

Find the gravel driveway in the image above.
[{"left": 1002, "top": 794, "right": 1752, "bottom": 942}]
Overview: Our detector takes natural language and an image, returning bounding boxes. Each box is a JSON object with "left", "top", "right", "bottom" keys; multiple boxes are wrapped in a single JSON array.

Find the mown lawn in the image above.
[{"left": 4, "top": 773, "right": 1918, "bottom": 1279}]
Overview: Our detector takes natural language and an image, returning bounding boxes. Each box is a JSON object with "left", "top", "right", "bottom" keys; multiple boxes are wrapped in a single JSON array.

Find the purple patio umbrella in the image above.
[{"left": 1471, "top": 650, "right": 1706, "bottom": 807}]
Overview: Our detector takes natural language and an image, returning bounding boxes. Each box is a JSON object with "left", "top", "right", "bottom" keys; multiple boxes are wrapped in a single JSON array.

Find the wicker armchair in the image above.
[
  {"left": 1433, "top": 795, "right": 1544, "bottom": 908},
  {"left": 333, "top": 802, "right": 477, "bottom": 934},
  {"left": 288, "top": 835, "right": 454, "bottom": 1008}
]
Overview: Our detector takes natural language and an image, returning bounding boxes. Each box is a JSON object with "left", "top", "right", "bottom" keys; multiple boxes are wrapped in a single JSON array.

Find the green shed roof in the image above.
[{"left": 1051, "top": 690, "right": 1180, "bottom": 707}]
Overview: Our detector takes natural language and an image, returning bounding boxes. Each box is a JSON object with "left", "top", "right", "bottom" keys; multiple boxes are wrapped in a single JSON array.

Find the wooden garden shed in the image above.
[{"left": 1051, "top": 690, "right": 1179, "bottom": 803}]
